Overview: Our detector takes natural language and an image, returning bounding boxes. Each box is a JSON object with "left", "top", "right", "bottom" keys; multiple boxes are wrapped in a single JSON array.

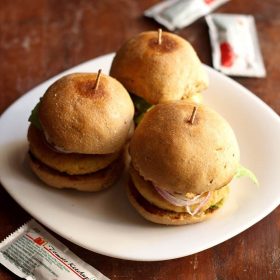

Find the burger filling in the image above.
[
  {"left": 28, "top": 100, "right": 42, "bottom": 130},
  {"left": 28, "top": 101, "right": 76, "bottom": 154},
  {"left": 154, "top": 187, "right": 228, "bottom": 216},
  {"left": 130, "top": 166, "right": 229, "bottom": 217},
  {"left": 130, "top": 93, "right": 202, "bottom": 125},
  {"left": 155, "top": 187, "right": 212, "bottom": 216},
  {"left": 130, "top": 94, "right": 152, "bottom": 125},
  {"left": 234, "top": 164, "right": 259, "bottom": 185},
  {"left": 130, "top": 164, "right": 258, "bottom": 217}
]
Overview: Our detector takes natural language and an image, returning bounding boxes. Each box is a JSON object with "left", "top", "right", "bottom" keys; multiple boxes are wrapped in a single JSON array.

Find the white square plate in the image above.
[{"left": 0, "top": 53, "right": 279, "bottom": 261}]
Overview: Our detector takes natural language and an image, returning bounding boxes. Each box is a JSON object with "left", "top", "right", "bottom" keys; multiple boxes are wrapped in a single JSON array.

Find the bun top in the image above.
[
  {"left": 110, "top": 31, "right": 208, "bottom": 105},
  {"left": 129, "top": 101, "right": 240, "bottom": 194},
  {"left": 39, "top": 73, "right": 134, "bottom": 154}
]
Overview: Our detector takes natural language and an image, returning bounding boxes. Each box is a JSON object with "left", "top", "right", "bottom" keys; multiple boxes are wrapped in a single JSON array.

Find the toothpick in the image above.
[
  {"left": 189, "top": 106, "right": 198, "bottom": 124},
  {"left": 158, "top": 28, "right": 162, "bottom": 45},
  {"left": 94, "top": 69, "right": 102, "bottom": 90}
]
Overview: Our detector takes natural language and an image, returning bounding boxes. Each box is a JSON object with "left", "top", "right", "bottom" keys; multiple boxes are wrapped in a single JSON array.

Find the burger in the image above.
[
  {"left": 127, "top": 101, "right": 257, "bottom": 225},
  {"left": 27, "top": 72, "right": 134, "bottom": 191},
  {"left": 110, "top": 30, "right": 209, "bottom": 123}
]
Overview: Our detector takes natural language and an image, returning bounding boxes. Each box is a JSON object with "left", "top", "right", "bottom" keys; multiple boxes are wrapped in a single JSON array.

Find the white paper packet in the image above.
[
  {"left": 206, "top": 13, "right": 266, "bottom": 77},
  {"left": 0, "top": 219, "right": 110, "bottom": 280},
  {"left": 144, "top": 0, "right": 229, "bottom": 31}
]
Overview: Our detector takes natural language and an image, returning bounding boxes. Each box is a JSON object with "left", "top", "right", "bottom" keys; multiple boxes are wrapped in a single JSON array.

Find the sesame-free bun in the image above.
[
  {"left": 110, "top": 31, "right": 208, "bottom": 104},
  {"left": 126, "top": 181, "right": 217, "bottom": 225},
  {"left": 28, "top": 153, "right": 124, "bottom": 192},
  {"left": 39, "top": 73, "right": 134, "bottom": 154},
  {"left": 28, "top": 125, "right": 120, "bottom": 175},
  {"left": 129, "top": 101, "right": 240, "bottom": 194}
]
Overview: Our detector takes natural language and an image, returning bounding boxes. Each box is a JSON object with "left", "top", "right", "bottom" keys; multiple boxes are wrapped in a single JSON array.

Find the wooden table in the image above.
[{"left": 1, "top": 1, "right": 279, "bottom": 279}]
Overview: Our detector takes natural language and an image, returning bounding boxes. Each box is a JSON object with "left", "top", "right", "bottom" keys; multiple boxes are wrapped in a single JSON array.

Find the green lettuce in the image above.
[
  {"left": 235, "top": 164, "right": 259, "bottom": 185},
  {"left": 28, "top": 101, "right": 42, "bottom": 130},
  {"left": 130, "top": 94, "right": 152, "bottom": 125},
  {"left": 134, "top": 112, "right": 145, "bottom": 125}
]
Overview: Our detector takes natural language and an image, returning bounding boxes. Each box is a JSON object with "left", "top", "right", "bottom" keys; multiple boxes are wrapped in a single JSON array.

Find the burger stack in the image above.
[
  {"left": 109, "top": 30, "right": 256, "bottom": 225},
  {"left": 28, "top": 72, "right": 134, "bottom": 192},
  {"left": 127, "top": 102, "right": 239, "bottom": 225},
  {"left": 110, "top": 30, "right": 208, "bottom": 123}
]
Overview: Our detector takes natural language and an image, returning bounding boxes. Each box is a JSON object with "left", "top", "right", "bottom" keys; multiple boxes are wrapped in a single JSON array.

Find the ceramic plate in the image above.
[{"left": 0, "top": 54, "right": 280, "bottom": 261}]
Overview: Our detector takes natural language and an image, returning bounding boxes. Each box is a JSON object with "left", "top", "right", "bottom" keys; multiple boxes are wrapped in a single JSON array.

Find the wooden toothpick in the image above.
[
  {"left": 189, "top": 106, "right": 198, "bottom": 124},
  {"left": 94, "top": 69, "right": 102, "bottom": 90},
  {"left": 158, "top": 28, "right": 162, "bottom": 45}
]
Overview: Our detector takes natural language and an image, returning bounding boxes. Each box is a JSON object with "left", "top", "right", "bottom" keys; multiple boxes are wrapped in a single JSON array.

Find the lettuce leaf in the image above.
[
  {"left": 131, "top": 94, "right": 151, "bottom": 114},
  {"left": 130, "top": 94, "right": 152, "bottom": 125},
  {"left": 235, "top": 164, "right": 259, "bottom": 185},
  {"left": 134, "top": 112, "right": 145, "bottom": 125},
  {"left": 28, "top": 101, "right": 42, "bottom": 130}
]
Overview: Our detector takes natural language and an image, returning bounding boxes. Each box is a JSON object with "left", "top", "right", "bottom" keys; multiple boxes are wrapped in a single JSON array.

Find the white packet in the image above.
[
  {"left": 144, "top": 0, "right": 229, "bottom": 31},
  {"left": 206, "top": 14, "right": 266, "bottom": 77},
  {"left": 0, "top": 219, "right": 110, "bottom": 280}
]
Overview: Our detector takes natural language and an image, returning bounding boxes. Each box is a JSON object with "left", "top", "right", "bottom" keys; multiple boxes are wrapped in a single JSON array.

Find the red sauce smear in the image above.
[{"left": 220, "top": 42, "right": 234, "bottom": 67}]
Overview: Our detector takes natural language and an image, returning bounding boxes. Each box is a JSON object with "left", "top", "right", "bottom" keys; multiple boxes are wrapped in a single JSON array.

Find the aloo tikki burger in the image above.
[
  {"left": 27, "top": 71, "right": 134, "bottom": 191},
  {"left": 128, "top": 101, "right": 257, "bottom": 225},
  {"left": 110, "top": 30, "right": 209, "bottom": 123}
]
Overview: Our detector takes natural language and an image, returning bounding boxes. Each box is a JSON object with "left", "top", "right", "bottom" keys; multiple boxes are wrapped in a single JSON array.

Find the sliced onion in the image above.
[
  {"left": 43, "top": 131, "right": 72, "bottom": 154},
  {"left": 186, "top": 191, "right": 211, "bottom": 216},
  {"left": 154, "top": 186, "right": 212, "bottom": 216},
  {"left": 155, "top": 187, "right": 207, "bottom": 207}
]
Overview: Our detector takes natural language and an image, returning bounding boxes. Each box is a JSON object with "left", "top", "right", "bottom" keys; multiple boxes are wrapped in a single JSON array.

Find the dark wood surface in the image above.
[{"left": 0, "top": 1, "right": 279, "bottom": 279}]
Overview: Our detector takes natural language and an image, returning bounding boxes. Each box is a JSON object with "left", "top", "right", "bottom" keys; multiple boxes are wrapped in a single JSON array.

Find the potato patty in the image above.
[
  {"left": 130, "top": 165, "right": 229, "bottom": 214},
  {"left": 28, "top": 152, "right": 124, "bottom": 192},
  {"left": 28, "top": 125, "right": 120, "bottom": 175}
]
